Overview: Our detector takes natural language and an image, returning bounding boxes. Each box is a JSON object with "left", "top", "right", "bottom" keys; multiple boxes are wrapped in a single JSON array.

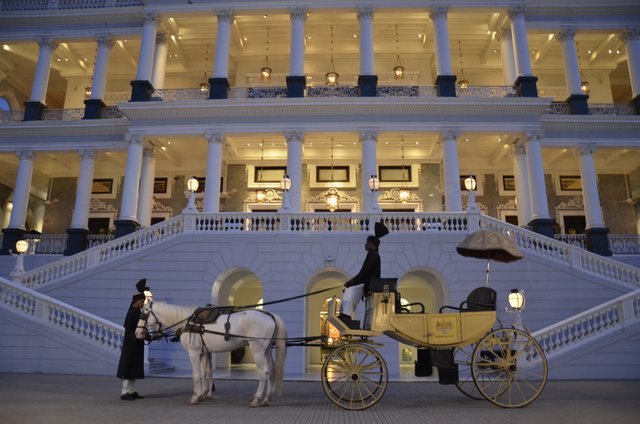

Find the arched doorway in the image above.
[
  {"left": 210, "top": 268, "right": 264, "bottom": 370},
  {"left": 396, "top": 269, "right": 446, "bottom": 375},
  {"left": 305, "top": 269, "right": 348, "bottom": 369}
]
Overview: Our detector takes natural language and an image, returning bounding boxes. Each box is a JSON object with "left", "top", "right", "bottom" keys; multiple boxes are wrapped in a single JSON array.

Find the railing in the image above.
[
  {"left": 0, "top": 0, "right": 143, "bottom": 11},
  {"left": 609, "top": 234, "right": 640, "bottom": 255},
  {"left": 100, "top": 106, "right": 124, "bottom": 119},
  {"left": 152, "top": 89, "right": 208, "bottom": 101},
  {"left": 246, "top": 87, "right": 288, "bottom": 98},
  {"left": 2, "top": 110, "right": 24, "bottom": 122},
  {"left": 376, "top": 86, "right": 421, "bottom": 97},
  {"left": 544, "top": 102, "right": 571, "bottom": 114},
  {"left": 554, "top": 234, "right": 586, "bottom": 249},
  {"left": 103, "top": 91, "right": 131, "bottom": 104},
  {"left": 0, "top": 276, "right": 123, "bottom": 353},
  {"left": 588, "top": 103, "right": 637, "bottom": 116},
  {"left": 478, "top": 215, "right": 640, "bottom": 290},
  {"left": 87, "top": 234, "right": 114, "bottom": 248},
  {"left": 533, "top": 289, "right": 640, "bottom": 361},
  {"left": 23, "top": 234, "right": 67, "bottom": 254},
  {"left": 456, "top": 85, "right": 517, "bottom": 97},
  {"left": 41, "top": 108, "right": 85, "bottom": 120},
  {"left": 306, "top": 86, "right": 360, "bottom": 97}
]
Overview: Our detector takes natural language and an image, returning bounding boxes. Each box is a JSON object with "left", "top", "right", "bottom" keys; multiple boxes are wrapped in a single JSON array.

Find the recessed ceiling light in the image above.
[
  {"left": 161, "top": 146, "right": 167, "bottom": 151},
  {"left": 243, "top": 37, "right": 248, "bottom": 41}
]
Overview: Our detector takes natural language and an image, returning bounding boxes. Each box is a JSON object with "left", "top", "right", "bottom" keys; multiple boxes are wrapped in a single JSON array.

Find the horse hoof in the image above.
[
  {"left": 261, "top": 400, "right": 270, "bottom": 407},
  {"left": 249, "top": 400, "right": 260, "bottom": 408}
]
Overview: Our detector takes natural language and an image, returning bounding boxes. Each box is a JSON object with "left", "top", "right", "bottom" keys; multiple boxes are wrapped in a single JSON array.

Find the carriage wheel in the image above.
[
  {"left": 471, "top": 328, "right": 547, "bottom": 408},
  {"left": 321, "top": 343, "right": 388, "bottom": 410},
  {"left": 454, "top": 345, "right": 484, "bottom": 400}
]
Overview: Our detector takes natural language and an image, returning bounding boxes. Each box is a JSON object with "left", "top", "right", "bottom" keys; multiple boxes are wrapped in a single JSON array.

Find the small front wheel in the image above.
[{"left": 321, "top": 343, "right": 388, "bottom": 410}]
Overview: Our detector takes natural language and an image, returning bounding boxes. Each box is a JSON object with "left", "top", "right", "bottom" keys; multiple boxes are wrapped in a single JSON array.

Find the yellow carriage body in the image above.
[{"left": 328, "top": 292, "right": 496, "bottom": 349}]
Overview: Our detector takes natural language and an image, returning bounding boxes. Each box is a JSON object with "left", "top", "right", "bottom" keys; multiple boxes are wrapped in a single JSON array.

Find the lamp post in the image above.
[
  {"left": 464, "top": 174, "right": 477, "bottom": 211},
  {"left": 507, "top": 288, "right": 526, "bottom": 329},
  {"left": 10, "top": 239, "right": 29, "bottom": 282},
  {"left": 183, "top": 176, "right": 199, "bottom": 213},
  {"left": 368, "top": 174, "right": 380, "bottom": 212},
  {"left": 280, "top": 174, "right": 291, "bottom": 210}
]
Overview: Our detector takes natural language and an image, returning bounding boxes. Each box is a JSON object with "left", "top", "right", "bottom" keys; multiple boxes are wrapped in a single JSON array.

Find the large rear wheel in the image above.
[
  {"left": 321, "top": 343, "right": 388, "bottom": 410},
  {"left": 471, "top": 328, "right": 547, "bottom": 408}
]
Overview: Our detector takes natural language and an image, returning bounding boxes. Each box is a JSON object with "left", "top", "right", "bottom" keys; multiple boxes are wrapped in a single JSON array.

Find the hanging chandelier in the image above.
[
  {"left": 577, "top": 43, "right": 589, "bottom": 94},
  {"left": 85, "top": 47, "right": 97, "bottom": 98},
  {"left": 256, "top": 141, "right": 266, "bottom": 202},
  {"left": 457, "top": 40, "right": 469, "bottom": 90},
  {"left": 325, "top": 137, "right": 339, "bottom": 211},
  {"left": 261, "top": 25, "right": 272, "bottom": 82},
  {"left": 393, "top": 24, "right": 405, "bottom": 80},
  {"left": 325, "top": 26, "right": 339, "bottom": 86},
  {"left": 199, "top": 44, "right": 210, "bottom": 93},
  {"left": 398, "top": 137, "right": 410, "bottom": 203}
]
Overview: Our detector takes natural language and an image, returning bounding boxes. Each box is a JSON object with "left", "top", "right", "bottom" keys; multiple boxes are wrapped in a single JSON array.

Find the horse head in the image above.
[{"left": 135, "top": 301, "right": 162, "bottom": 340}]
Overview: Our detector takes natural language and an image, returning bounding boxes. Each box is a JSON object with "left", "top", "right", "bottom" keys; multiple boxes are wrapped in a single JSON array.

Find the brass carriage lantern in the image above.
[
  {"left": 508, "top": 289, "right": 525, "bottom": 311},
  {"left": 183, "top": 176, "right": 199, "bottom": 213},
  {"left": 368, "top": 175, "right": 380, "bottom": 192},
  {"left": 280, "top": 174, "right": 291, "bottom": 211}
]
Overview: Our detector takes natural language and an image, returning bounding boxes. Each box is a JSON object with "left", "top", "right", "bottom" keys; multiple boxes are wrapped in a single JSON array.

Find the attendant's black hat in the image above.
[
  {"left": 135, "top": 278, "right": 149, "bottom": 293},
  {"left": 366, "top": 221, "right": 389, "bottom": 248}
]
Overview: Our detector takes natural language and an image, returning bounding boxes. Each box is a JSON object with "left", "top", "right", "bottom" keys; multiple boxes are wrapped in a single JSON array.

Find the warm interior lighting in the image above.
[
  {"left": 326, "top": 187, "right": 339, "bottom": 212},
  {"left": 464, "top": 175, "right": 477, "bottom": 191},
  {"left": 398, "top": 189, "right": 410, "bottom": 203},
  {"left": 393, "top": 24, "right": 405, "bottom": 80},
  {"left": 84, "top": 86, "right": 92, "bottom": 98},
  {"left": 368, "top": 175, "right": 380, "bottom": 191},
  {"left": 325, "top": 26, "right": 339, "bottom": 86},
  {"left": 280, "top": 174, "right": 292, "bottom": 191},
  {"left": 15, "top": 240, "right": 29, "bottom": 254},
  {"left": 261, "top": 25, "right": 272, "bottom": 81},
  {"left": 457, "top": 40, "right": 469, "bottom": 89},
  {"left": 187, "top": 176, "right": 199, "bottom": 193},
  {"left": 508, "top": 289, "right": 525, "bottom": 311},
  {"left": 200, "top": 44, "right": 210, "bottom": 92}
]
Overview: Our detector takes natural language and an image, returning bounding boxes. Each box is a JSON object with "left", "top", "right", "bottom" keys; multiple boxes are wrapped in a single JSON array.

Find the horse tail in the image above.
[{"left": 273, "top": 313, "right": 287, "bottom": 397}]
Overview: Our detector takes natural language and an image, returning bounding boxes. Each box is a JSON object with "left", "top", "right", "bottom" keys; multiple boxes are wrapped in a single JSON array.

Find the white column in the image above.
[
  {"left": 29, "top": 38, "right": 59, "bottom": 103},
  {"left": 203, "top": 132, "right": 224, "bottom": 213},
  {"left": 151, "top": 32, "right": 170, "bottom": 90},
  {"left": 620, "top": 28, "right": 640, "bottom": 99},
  {"left": 513, "top": 144, "right": 532, "bottom": 226},
  {"left": 430, "top": 7, "right": 453, "bottom": 76},
  {"left": 70, "top": 149, "right": 96, "bottom": 229},
  {"left": 119, "top": 133, "right": 145, "bottom": 222},
  {"left": 557, "top": 28, "right": 583, "bottom": 96},
  {"left": 134, "top": 12, "right": 160, "bottom": 82},
  {"left": 360, "top": 130, "right": 379, "bottom": 212},
  {"left": 288, "top": 7, "right": 307, "bottom": 76},
  {"left": 284, "top": 131, "right": 304, "bottom": 213},
  {"left": 498, "top": 28, "right": 517, "bottom": 85},
  {"left": 524, "top": 131, "right": 550, "bottom": 220},
  {"left": 509, "top": 7, "right": 533, "bottom": 77},
  {"left": 137, "top": 146, "right": 156, "bottom": 227},
  {"left": 440, "top": 130, "right": 462, "bottom": 212},
  {"left": 8, "top": 151, "right": 35, "bottom": 230},
  {"left": 90, "top": 35, "right": 115, "bottom": 100},
  {"left": 213, "top": 9, "right": 234, "bottom": 78},
  {"left": 357, "top": 7, "right": 375, "bottom": 76},
  {"left": 577, "top": 145, "right": 605, "bottom": 229}
]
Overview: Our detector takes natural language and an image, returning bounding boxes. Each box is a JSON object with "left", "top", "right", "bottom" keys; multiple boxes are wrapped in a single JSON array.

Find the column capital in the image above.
[
  {"left": 359, "top": 129, "right": 378, "bottom": 142},
  {"left": 125, "top": 132, "right": 145, "bottom": 145},
  {"left": 508, "top": 7, "right": 527, "bottom": 20},
  {"left": 16, "top": 150, "right": 36, "bottom": 161},
  {"left": 78, "top": 149, "right": 96, "bottom": 160},
  {"left": 155, "top": 31, "right": 170, "bottom": 46},
  {"left": 36, "top": 37, "right": 59, "bottom": 51},
  {"left": 557, "top": 27, "right": 577, "bottom": 42},
  {"left": 142, "top": 12, "right": 161, "bottom": 26},
  {"left": 429, "top": 6, "right": 448, "bottom": 20},
  {"left": 620, "top": 27, "right": 640, "bottom": 43},
  {"left": 96, "top": 34, "right": 116, "bottom": 49},
  {"left": 578, "top": 144, "right": 597, "bottom": 156},
  {"left": 357, "top": 6, "right": 375, "bottom": 20},
  {"left": 215, "top": 9, "right": 235, "bottom": 23},
  {"left": 439, "top": 129, "right": 460, "bottom": 142},
  {"left": 143, "top": 146, "right": 157, "bottom": 157},
  {"left": 284, "top": 130, "right": 304, "bottom": 143},
  {"left": 497, "top": 28, "right": 512, "bottom": 41},
  {"left": 513, "top": 143, "right": 527, "bottom": 155},
  {"left": 289, "top": 7, "right": 308, "bottom": 22},
  {"left": 524, "top": 129, "right": 544, "bottom": 143},
  {"left": 204, "top": 131, "right": 224, "bottom": 144}
]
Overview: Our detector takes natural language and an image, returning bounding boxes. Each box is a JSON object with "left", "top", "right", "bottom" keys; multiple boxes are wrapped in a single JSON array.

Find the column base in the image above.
[
  {"left": 1, "top": 227, "right": 26, "bottom": 255},
  {"left": 527, "top": 218, "right": 556, "bottom": 238},
  {"left": 83, "top": 98, "right": 106, "bottom": 119},
  {"left": 566, "top": 93, "right": 589, "bottom": 115},
  {"left": 64, "top": 228, "right": 89, "bottom": 256},
  {"left": 631, "top": 94, "right": 640, "bottom": 115},
  {"left": 435, "top": 75, "right": 457, "bottom": 97},
  {"left": 209, "top": 77, "right": 229, "bottom": 99},
  {"left": 129, "top": 80, "right": 154, "bottom": 102},
  {"left": 114, "top": 219, "right": 140, "bottom": 239},
  {"left": 585, "top": 227, "right": 612, "bottom": 256},
  {"left": 286, "top": 76, "right": 306, "bottom": 98},
  {"left": 514, "top": 75, "right": 538, "bottom": 97},
  {"left": 358, "top": 75, "right": 378, "bottom": 97},
  {"left": 23, "top": 101, "right": 46, "bottom": 121}
]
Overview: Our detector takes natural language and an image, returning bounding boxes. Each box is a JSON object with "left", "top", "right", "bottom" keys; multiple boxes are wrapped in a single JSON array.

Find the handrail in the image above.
[
  {"left": 0, "top": 275, "right": 123, "bottom": 353},
  {"left": 532, "top": 289, "right": 640, "bottom": 360}
]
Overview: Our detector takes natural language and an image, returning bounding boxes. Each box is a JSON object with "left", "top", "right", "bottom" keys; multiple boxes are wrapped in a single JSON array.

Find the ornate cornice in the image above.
[
  {"left": 356, "top": 6, "right": 375, "bottom": 20},
  {"left": 152, "top": 199, "right": 173, "bottom": 213},
  {"left": 36, "top": 37, "right": 59, "bottom": 51},
  {"left": 379, "top": 188, "right": 421, "bottom": 204},
  {"left": 96, "top": 34, "right": 115, "bottom": 49},
  {"left": 245, "top": 188, "right": 282, "bottom": 204},
  {"left": 497, "top": 199, "right": 518, "bottom": 211},
  {"left": 90, "top": 198, "right": 116, "bottom": 212},
  {"left": 557, "top": 27, "right": 577, "bottom": 42},
  {"left": 556, "top": 196, "right": 585, "bottom": 214},
  {"left": 216, "top": 9, "right": 234, "bottom": 24},
  {"left": 429, "top": 7, "right": 448, "bottom": 20},
  {"left": 307, "top": 188, "right": 357, "bottom": 204},
  {"left": 125, "top": 132, "right": 145, "bottom": 145}
]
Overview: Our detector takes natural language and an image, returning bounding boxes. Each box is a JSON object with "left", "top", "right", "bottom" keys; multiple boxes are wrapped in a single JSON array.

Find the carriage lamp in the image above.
[
  {"left": 183, "top": 176, "right": 199, "bottom": 213},
  {"left": 10, "top": 239, "right": 29, "bottom": 283},
  {"left": 508, "top": 289, "right": 525, "bottom": 311},
  {"left": 464, "top": 174, "right": 477, "bottom": 211},
  {"left": 280, "top": 174, "right": 292, "bottom": 210}
]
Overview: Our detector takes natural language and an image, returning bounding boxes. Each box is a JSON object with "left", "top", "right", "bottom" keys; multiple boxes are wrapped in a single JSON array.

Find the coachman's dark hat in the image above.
[
  {"left": 135, "top": 278, "right": 149, "bottom": 293},
  {"left": 366, "top": 221, "right": 389, "bottom": 248}
]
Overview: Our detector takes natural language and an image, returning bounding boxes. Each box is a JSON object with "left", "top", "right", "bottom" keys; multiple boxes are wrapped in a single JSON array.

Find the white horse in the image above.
[{"left": 135, "top": 301, "right": 287, "bottom": 406}]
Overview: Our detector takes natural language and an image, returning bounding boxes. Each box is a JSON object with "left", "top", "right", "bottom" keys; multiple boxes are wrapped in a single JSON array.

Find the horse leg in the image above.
[
  {"left": 186, "top": 348, "right": 204, "bottom": 405},
  {"left": 201, "top": 352, "right": 214, "bottom": 400},
  {"left": 248, "top": 341, "right": 271, "bottom": 407}
]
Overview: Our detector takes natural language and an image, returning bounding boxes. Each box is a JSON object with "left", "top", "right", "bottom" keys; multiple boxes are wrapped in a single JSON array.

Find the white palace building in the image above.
[{"left": 0, "top": 0, "right": 639, "bottom": 380}]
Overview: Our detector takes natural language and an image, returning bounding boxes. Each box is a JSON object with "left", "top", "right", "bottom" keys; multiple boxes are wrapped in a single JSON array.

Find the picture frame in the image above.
[
  {"left": 559, "top": 175, "right": 582, "bottom": 191},
  {"left": 502, "top": 175, "right": 516, "bottom": 191},
  {"left": 91, "top": 178, "right": 113, "bottom": 194},
  {"left": 153, "top": 177, "right": 168, "bottom": 194}
]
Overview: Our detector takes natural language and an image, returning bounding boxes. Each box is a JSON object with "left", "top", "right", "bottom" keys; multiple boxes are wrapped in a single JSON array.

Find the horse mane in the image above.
[{"left": 152, "top": 301, "right": 197, "bottom": 325}]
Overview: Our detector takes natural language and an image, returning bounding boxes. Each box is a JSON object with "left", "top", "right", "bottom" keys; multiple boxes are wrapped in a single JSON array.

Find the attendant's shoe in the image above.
[
  {"left": 338, "top": 314, "right": 361, "bottom": 330},
  {"left": 120, "top": 393, "right": 136, "bottom": 401},
  {"left": 130, "top": 392, "right": 145, "bottom": 399}
]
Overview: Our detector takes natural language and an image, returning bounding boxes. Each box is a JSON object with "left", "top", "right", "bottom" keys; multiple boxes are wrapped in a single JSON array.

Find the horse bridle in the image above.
[{"left": 137, "top": 302, "right": 164, "bottom": 341}]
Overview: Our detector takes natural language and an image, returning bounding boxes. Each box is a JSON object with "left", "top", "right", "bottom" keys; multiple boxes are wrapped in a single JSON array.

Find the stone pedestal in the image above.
[
  {"left": 64, "top": 228, "right": 89, "bottom": 256},
  {"left": 83, "top": 98, "right": 106, "bottom": 119},
  {"left": 129, "top": 80, "right": 154, "bottom": 102},
  {"left": 209, "top": 77, "right": 229, "bottom": 99},
  {"left": 286, "top": 76, "right": 306, "bottom": 98},
  {"left": 23, "top": 101, "right": 46, "bottom": 121},
  {"left": 528, "top": 218, "right": 556, "bottom": 238},
  {"left": 358, "top": 75, "right": 378, "bottom": 97},
  {"left": 567, "top": 93, "right": 589, "bottom": 115},
  {"left": 632, "top": 94, "right": 640, "bottom": 115},
  {"left": 586, "top": 227, "right": 612, "bottom": 256},
  {"left": 435, "top": 75, "right": 457, "bottom": 97},
  {"left": 514, "top": 75, "right": 538, "bottom": 97},
  {"left": 114, "top": 219, "right": 139, "bottom": 239},
  {"left": 0, "top": 228, "right": 25, "bottom": 255}
]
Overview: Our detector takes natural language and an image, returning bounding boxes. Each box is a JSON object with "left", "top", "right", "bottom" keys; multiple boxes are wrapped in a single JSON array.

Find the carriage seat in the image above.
[
  {"left": 367, "top": 278, "right": 425, "bottom": 314},
  {"left": 438, "top": 287, "right": 497, "bottom": 313}
]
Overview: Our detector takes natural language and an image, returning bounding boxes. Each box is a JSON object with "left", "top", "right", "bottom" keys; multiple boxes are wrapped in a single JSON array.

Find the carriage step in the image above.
[{"left": 148, "top": 358, "right": 175, "bottom": 375}]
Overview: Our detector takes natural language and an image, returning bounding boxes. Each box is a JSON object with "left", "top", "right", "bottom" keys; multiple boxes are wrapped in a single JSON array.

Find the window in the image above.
[
  {"left": 255, "top": 166, "right": 287, "bottom": 183},
  {"left": 379, "top": 166, "right": 411, "bottom": 183},
  {"left": 316, "top": 166, "right": 350, "bottom": 183}
]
